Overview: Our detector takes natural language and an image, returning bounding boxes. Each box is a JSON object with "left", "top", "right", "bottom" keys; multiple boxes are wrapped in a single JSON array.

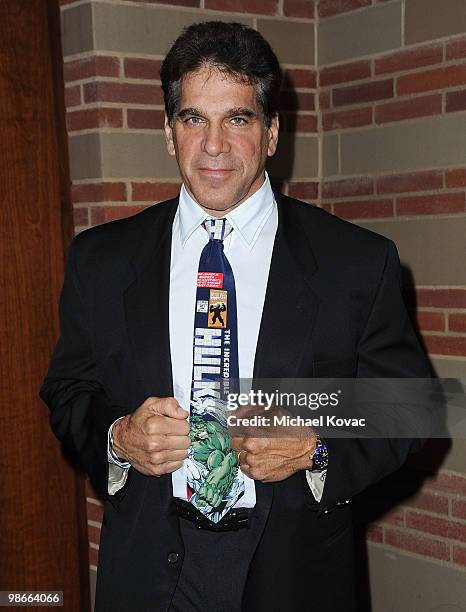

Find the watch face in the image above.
[{"left": 312, "top": 444, "right": 328, "bottom": 471}]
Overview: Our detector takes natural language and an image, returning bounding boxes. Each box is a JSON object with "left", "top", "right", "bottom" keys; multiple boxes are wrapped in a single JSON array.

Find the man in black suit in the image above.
[{"left": 40, "top": 21, "right": 431, "bottom": 611}]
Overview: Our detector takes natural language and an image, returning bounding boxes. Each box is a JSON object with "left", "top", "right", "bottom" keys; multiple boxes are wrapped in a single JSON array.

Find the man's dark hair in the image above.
[{"left": 160, "top": 21, "right": 282, "bottom": 128}]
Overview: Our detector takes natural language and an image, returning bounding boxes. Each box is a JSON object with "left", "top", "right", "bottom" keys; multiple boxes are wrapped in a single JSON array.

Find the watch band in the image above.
[{"left": 309, "top": 436, "right": 328, "bottom": 472}]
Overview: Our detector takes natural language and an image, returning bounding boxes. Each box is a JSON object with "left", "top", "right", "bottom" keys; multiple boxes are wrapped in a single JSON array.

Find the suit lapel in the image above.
[
  {"left": 253, "top": 190, "right": 320, "bottom": 380},
  {"left": 123, "top": 198, "right": 179, "bottom": 400},
  {"left": 249, "top": 190, "right": 321, "bottom": 538}
]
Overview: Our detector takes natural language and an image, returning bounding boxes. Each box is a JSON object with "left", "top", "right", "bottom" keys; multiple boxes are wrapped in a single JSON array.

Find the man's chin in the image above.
[{"left": 188, "top": 187, "right": 242, "bottom": 213}]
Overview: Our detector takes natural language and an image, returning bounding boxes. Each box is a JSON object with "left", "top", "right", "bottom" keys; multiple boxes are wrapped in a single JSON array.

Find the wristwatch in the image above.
[{"left": 309, "top": 436, "right": 328, "bottom": 472}]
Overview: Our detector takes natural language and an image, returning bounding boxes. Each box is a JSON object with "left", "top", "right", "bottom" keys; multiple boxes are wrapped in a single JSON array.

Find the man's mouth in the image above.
[{"left": 199, "top": 168, "right": 233, "bottom": 176}]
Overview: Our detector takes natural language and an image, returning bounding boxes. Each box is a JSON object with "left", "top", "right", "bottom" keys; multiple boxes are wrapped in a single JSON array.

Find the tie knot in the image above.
[{"left": 202, "top": 217, "right": 233, "bottom": 242}]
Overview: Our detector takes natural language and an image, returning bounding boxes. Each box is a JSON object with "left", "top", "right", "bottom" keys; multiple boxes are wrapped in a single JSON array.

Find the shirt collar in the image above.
[{"left": 178, "top": 171, "right": 275, "bottom": 250}]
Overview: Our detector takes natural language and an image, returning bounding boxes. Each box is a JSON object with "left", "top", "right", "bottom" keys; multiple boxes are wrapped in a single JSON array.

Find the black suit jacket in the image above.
[{"left": 40, "top": 191, "right": 431, "bottom": 611}]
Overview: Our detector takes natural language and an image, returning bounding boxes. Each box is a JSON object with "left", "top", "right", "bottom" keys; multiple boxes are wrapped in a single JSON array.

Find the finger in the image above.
[
  {"left": 230, "top": 436, "right": 245, "bottom": 451},
  {"left": 153, "top": 460, "right": 184, "bottom": 476},
  {"left": 161, "top": 434, "right": 191, "bottom": 450},
  {"left": 242, "top": 437, "right": 267, "bottom": 454},
  {"left": 151, "top": 448, "right": 189, "bottom": 464},
  {"left": 149, "top": 415, "right": 190, "bottom": 436},
  {"left": 151, "top": 397, "right": 188, "bottom": 419},
  {"left": 239, "top": 460, "right": 251, "bottom": 478}
]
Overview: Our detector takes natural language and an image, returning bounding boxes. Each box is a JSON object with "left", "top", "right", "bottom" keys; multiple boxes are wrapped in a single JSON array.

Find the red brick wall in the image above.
[{"left": 318, "top": 0, "right": 466, "bottom": 574}]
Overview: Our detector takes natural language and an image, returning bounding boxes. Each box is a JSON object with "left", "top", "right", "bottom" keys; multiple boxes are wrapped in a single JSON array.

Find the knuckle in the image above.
[
  {"left": 243, "top": 439, "right": 255, "bottom": 453},
  {"left": 148, "top": 438, "right": 161, "bottom": 453}
]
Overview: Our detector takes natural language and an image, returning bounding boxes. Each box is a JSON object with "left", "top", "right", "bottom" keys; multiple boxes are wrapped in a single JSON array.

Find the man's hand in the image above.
[
  {"left": 229, "top": 404, "right": 317, "bottom": 482},
  {"left": 230, "top": 435, "right": 317, "bottom": 482},
  {"left": 111, "top": 397, "right": 190, "bottom": 477}
]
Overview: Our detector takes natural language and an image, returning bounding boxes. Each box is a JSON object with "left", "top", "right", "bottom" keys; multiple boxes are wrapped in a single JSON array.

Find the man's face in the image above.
[{"left": 164, "top": 66, "right": 279, "bottom": 216}]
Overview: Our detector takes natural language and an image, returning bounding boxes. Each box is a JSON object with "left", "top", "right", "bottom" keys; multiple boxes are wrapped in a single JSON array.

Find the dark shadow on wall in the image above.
[{"left": 353, "top": 264, "right": 451, "bottom": 612}]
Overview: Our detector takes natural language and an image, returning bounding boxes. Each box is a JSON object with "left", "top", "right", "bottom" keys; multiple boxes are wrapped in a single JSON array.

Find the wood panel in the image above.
[{"left": 0, "top": 1, "right": 90, "bottom": 609}]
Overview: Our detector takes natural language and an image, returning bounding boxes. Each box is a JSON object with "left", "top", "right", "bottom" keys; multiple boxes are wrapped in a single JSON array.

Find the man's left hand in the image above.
[{"left": 230, "top": 432, "right": 317, "bottom": 482}]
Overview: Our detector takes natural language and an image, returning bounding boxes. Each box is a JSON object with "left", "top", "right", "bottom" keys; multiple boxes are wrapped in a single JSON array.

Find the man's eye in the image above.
[
  {"left": 185, "top": 116, "right": 203, "bottom": 124},
  {"left": 231, "top": 117, "right": 248, "bottom": 125}
]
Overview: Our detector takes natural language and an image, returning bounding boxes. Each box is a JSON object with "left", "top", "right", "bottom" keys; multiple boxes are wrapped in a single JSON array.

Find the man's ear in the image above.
[
  {"left": 164, "top": 113, "right": 176, "bottom": 157},
  {"left": 267, "top": 113, "right": 279, "bottom": 157}
]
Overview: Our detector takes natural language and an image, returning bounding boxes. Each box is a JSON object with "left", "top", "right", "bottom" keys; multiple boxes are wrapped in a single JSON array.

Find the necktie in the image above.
[{"left": 186, "top": 217, "right": 245, "bottom": 523}]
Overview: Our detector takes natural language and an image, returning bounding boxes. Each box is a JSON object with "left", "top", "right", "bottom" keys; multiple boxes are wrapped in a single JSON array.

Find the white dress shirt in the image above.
[{"left": 108, "top": 171, "right": 325, "bottom": 503}]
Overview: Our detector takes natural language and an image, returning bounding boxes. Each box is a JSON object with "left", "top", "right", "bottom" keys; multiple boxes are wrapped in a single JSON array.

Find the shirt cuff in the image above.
[
  {"left": 107, "top": 416, "right": 131, "bottom": 469},
  {"left": 108, "top": 463, "right": 130, "bottom": 496},
  {"left": 305, "top": 469, "right": 326, "bottom": 502}
]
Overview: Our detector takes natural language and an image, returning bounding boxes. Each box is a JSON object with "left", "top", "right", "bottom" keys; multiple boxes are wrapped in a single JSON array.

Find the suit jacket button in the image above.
[{"left": 168, "top": 552, "right": 179, "bottom": 564}]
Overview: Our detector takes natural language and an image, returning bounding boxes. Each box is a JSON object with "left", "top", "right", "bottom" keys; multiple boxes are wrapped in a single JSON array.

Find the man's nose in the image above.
[{"left": 202, "top": 123, "right": 231, "bottom": 156}]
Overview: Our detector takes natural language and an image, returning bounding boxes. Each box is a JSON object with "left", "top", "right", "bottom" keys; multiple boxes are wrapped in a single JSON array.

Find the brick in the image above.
[
  {"left": 73, "top": 206, "right": 89, "bottom": 227},
  {"left": 453, "top": 545, "right": 466, "bottom": 567},
  {"left": 375, "top": 44, "right": 443, "bottom": 76},
  {"left": 88, "top": 545, "right": 99, "bottom": 568},
  {"left": 87, "top": 523, "right": 102, "bottom": 546},
  {"left": 283, "top": 68, "right": 317, "bottom": 90},
  {"left": 131, "top": 182, "right": 180, "bottom": 202},
  {"left": 323, "top": 106, "right": 372, "bottom": 130},
  {"left": 385, "top": 527, "right": 450, "bottom": 560},
  {"left": 446, "top": 168, "right": 466, "bottom": 188},
  {"left": 416, "top": 289, "right": 466, "bottom": 309},
  {"left": 333, "top": 79, "right": 393, "bottom": 107},
  {"left": 416, "top": 311, "right": 446, "bottom": 332},
  {"left": 446, "top": 38, "right": 466, "bottom": 61},
  {"left": 90, "top": 205, "right": 148, "bottom": 225},
  {"left": 86, "top": 501, "right": 104, "bottom": 523},
  {"left": 83, "top": 82, "right": 163, "bottom": 105},
  {"left": 288, "top": 181, "right": 318, "bottom": 200},
  {"left": 452, "top": 499, "right": 466, "bottom": 520},
  {"left": 366, "top": 524, "right": 383, "bottom": 543},
  {"left": 382, "top": 509, "right": 404, "bottom": 527},
  {"left": 333, "top": 198, "right": 393, "bottom": 219},
  {"left": 72, "top": 182, "right": 127, "bottom": 204},
  {"left": 127, "top": 109, "right": 165, "bottom": 130},
  {"left": 319, "top": 60, "right": 371, "bottom": 87},
  {"left": 285, "top": 113, "right": 318, "bottom": 133},
  {"left": 449, "top": 313, "right": 466, "bottom": 333},
  {"left": 318, "top": 0, "right": 371, "bottom": 19},
  {"left": 322, "top": 176, "right": 373, "bottom": 199},
  {"left": 280, "top": 91, "right": 315, "bottom": 112},
  {"left": 375, "top": 94, "right": 442, "bottom": 124},
  {"left": 319, "top": 91, "right": 331, "bottom": 109},
  {"left": 404, "top": 490, "right": 449, "bottom": 515},
  {"left": 124, "top": 58, "right": 162, "bottom": 80},
  {"left": 424, "top": 335, "right": 466, "bottom": 357},
  {"left": 397, "top": 65, "right": 466, "bottom": 96},
  {"left": 397, "top": 192, "right": 465, "bottom": 216},
  {"left": 283, "top": 0, "right": 314, "bottom": 18},
  {"left": 64, "top": 56, "right": 120, "bottom": 82},
  {"left": 406, "top": 511, "right": 466, "bottom": 544},
  {"left": 64, "top": 85, "right": 81, "bottom": 108},
  {"left": 377, "top": 170, "right": 443, "bottom": 194},
  {"left": 66, "top": 108, "right": 123, "bottom": 131},
  {"left": 204, "top": 0, "right": 278, "bottom": 13},
  {"left": 446, "top": 89, "right": 466, "bottom": 113}
]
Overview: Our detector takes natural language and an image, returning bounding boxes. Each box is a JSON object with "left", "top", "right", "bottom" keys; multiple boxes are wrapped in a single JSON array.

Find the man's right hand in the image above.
[{"left": 111, "top": 397, "right": 190, "bottom": 477}]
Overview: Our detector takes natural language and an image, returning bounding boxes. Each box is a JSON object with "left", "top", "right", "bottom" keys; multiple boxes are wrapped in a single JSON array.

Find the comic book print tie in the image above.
[{"left": 186, "top": 217, "right": 245, "bottom": 523}]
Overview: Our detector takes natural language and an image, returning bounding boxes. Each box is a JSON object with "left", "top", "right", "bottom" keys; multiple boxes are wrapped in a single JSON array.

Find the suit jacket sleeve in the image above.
[
  {"left": 39, "top": 234, "right": 127, "bottom": 503},
  {"left": 319, "top": 239, "right": 432, "bottom": 513}
]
